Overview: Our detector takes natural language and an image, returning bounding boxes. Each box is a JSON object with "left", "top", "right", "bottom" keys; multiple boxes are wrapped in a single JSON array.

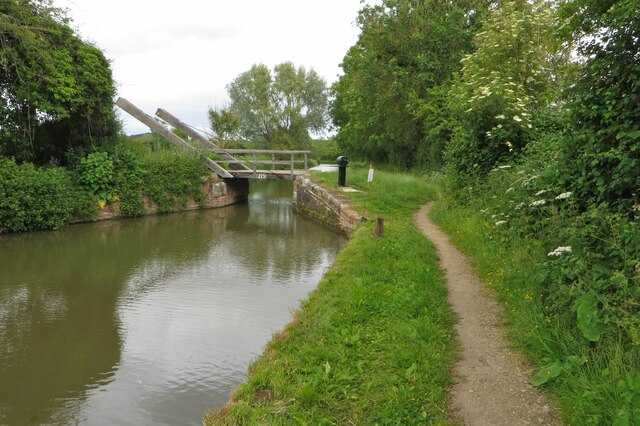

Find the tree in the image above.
[
  {"left": 331, "top": 0, "right": 486, "bottom": 169},
  {"left": 225, "top": 62, "right": 328, "bottom": 149},
  {"left": 208, "top": 104, "right": 240, "bottom": 146},
  {"left": 445, "top": 0, "right": 569, "bottom": 186},
  {"left": 560, "top": 0, "right": 640, "bottom": 211},
  {"left": 0, "top": 0, "right": 119, "bottom": 164}
]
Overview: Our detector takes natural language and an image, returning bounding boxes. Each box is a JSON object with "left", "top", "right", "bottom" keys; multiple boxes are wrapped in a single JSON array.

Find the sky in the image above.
[{"left": 53, "top": 0, "right": 365, "bottom": 135}]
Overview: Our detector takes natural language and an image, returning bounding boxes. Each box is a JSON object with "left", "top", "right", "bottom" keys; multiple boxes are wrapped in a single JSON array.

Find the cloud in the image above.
[
  {"left": 55, "top": 0, "right": 364, "bottom": 134},
  {"left": 106, "top": 24, "right": 240, "bottom": 57}
]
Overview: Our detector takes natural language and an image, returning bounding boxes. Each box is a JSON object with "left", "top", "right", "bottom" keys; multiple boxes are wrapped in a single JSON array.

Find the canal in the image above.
[{"left": 0, "top": 180, "right": 345, "bottom": 425}]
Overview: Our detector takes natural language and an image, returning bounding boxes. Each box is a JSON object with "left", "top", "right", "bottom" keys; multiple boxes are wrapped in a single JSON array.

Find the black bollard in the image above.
[{"left": 336, "top": 156, "right": 349, "bottom": 187}]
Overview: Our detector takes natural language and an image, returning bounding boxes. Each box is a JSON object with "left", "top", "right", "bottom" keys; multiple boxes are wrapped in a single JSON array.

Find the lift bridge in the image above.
[{"left": 116, "top": 97, "right": 310, "bottom": 180}]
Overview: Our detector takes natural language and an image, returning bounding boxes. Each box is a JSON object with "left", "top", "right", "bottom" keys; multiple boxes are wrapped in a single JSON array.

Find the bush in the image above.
[
  {"left": 142, "top": 151, "right": 206, "bottom": 213},
  {"left": 77, "top": 151, "right": 116, "bottom": 204},
  {"left": 0, "top": 158, "right": 86, "bottom": 233},
  {"left": 111, "top": 146, "right": 146, "bottom": 216}
]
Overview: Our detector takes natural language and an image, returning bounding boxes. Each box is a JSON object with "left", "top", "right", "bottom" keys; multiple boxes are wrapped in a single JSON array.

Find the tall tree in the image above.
[
  {"left": 0, "top": 0, "right": 119, "bottom": 164},
  {"left": 225, "top": 62, "right": 328, "bottom": 149},
  {"left": 331, "top": 0, "right": 485, "bottom": 169}
]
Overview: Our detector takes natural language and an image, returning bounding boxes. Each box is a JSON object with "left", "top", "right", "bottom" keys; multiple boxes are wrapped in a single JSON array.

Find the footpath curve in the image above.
[{"left": 415, "top": 203, "right": 561, "bottom": 426}]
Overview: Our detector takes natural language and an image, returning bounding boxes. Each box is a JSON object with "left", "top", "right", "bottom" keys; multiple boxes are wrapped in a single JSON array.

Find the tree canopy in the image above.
[
  {"left": 222, "top": 62, "right": 328, "bottom": 149},
  {"left": 0, "top": 0, "right": 119, "bottom": 164},
  {"left": 331, "top": 0, "right": 487, "bottom": 169}
]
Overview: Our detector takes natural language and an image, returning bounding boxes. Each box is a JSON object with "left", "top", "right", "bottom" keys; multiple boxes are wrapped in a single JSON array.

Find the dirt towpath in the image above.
[{"left": 415, "top": 203, "right": 561, "bottom": 426}]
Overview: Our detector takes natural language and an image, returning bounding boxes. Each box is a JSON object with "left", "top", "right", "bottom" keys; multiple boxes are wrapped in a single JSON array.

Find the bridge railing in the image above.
[{"left": 221, "top": 149, "right": 311, "bottom": 179}]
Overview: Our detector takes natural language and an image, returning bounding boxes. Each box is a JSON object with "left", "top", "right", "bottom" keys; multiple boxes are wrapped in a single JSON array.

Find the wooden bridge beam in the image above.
[
  {"left": 154, "top": 108, "right": 249, "bottom": 171},
  {"left": 115, "top": 98, "right": 233, "bottom": 178}
]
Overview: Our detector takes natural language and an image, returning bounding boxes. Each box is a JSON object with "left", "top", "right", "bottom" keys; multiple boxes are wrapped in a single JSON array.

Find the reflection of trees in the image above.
[
  {"left": 227, "top": 181, "right": 346, "bottom": 283},
  {"left": 0, "top": 210, "right": 229, "bottom": 424},
  {"left": 0, "top": 180, "right": 344, "bottom": 424}
]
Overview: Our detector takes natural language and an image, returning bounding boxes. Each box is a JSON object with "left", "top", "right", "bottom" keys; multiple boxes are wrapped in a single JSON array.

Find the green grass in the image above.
[{"left": 205, "top": 169, "right": 458, "bottom": 425}]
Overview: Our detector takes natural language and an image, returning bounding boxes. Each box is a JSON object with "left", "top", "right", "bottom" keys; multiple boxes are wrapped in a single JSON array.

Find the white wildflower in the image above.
[
  {"left": 513, "top": 116, "right": 523, "bottom": 122},
  {"left": 506, "top": 141, "right": 513, "bottom": 149},
  {"left": 634, "top": 204, "right": 640, "bottom": 212},
  {"left": 506, "top": 187, "right": 514, "bottom": 194},
  {"left": 495, "top": 220, "right": 507, "bottom": 226},
  {"left": 495, "top": 114, "right": 506, "bottom": 120},
  {"left": 530, "top": 199, "right": 547, "bottom": 207},
  {"left": 535, "top": 190, "right": 548, "bottom": 196},
  {"left": 481, "top": 208, "right": 489, "bottom": 214},
  {"left": 497, "top": 165, "right": 512, "bottom": 170},
  {"left": 555, "top": 192, "right": 573, "bottom": 200},
  {"left": 548, "top": 246, "right": 573, "bottom": 257},
  {"left": 515, "top": 202, "right": 526, "bottom": 210}
]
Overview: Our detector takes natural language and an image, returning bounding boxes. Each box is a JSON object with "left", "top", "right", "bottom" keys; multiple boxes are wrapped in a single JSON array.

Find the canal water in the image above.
[{"left": 0, "top": 181, "right": 345, "bottom": 425}]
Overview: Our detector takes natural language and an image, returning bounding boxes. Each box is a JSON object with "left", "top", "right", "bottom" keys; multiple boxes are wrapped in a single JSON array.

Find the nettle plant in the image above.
[{"left": 77, "top": 151, "right": 117, "bottom": 207}]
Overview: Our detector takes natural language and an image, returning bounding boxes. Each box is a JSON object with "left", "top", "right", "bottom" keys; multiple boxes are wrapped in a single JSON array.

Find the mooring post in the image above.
[
  {"left": 337, "top": 156, "right": 349, "bottom": 187},
  {"left": 374, "top": 217, "right": 384, "bottom": 237}
]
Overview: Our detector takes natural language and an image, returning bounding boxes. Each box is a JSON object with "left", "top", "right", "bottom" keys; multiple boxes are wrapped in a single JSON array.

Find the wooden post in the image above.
[
  {"left": 253, "top": 152, "right": 257, "bottom": 175},
  {"left": 290, "top": 153, "right": 295, "bottom": 178},
  {"left": 272, "top": 153, "right": 276, "bottom": 170},
  {"left": 374, "top": 217, "right": 384, "bottom": 237}
]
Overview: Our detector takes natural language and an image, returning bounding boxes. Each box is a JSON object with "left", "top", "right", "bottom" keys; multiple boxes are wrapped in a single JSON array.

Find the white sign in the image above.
[{"left": 367, "top": 166, "right": 374, "bottom": 183}]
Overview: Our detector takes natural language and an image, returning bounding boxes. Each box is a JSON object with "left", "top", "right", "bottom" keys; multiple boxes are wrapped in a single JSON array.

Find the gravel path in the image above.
[{"left": 415, "top": 203, "right": 561, "bottom": 426}]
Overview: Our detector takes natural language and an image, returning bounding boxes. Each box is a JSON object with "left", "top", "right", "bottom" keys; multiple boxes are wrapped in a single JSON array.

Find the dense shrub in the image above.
[
  {"left": 111, "top": 146, "right": 146, "bottom": 216},
  {"left": 444, "top": 1, "right": 568, "bottom": 188},
  {"left": 77, "top": 151, "right": 116, "bottom": 205},
  {"left": 0, "top": 158, "right": 88, "bottom": 233},
  {"left": 74, "top": 146, "right": 208, "bottom": 216},
  {"left": 562, "top": 0, "right": 640, "bottom": 213},
  {"left": 141, "top": 151, "right": 206, "bottom": 213}
]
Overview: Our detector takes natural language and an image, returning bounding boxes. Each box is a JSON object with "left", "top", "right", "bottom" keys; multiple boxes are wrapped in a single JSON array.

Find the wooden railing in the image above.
[{"left": 219, "top": 149, "right": 311, "bottom": 179}]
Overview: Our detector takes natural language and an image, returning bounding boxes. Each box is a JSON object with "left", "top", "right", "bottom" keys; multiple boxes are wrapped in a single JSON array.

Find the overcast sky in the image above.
[{"left": 53, "top": 0, "right": 365, "bottom": 135}]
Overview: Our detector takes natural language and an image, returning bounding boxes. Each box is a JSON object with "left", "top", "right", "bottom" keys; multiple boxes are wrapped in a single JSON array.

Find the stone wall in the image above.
[
  {"left": 94, "top": 178, "right": 249, "bottom": 221},
  {"left": 293, "top": 176, "right": 363, "bottom": 234}
]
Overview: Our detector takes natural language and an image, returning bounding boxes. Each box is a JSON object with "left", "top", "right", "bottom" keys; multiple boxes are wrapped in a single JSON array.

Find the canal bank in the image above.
[
  {"left": 206, "top": 170, "right": 458, "bottom": 425},
  {"left": 82, "top": 178, "right": 249, "bottom": 223},
  {"left": 292, "top": 176, "right": 362, "bottom": 234}
]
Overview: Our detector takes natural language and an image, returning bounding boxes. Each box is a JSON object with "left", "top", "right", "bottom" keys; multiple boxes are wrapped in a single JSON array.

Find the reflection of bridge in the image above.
[{"left": 116, "top": 98, "right": 310, "bottom": 180}]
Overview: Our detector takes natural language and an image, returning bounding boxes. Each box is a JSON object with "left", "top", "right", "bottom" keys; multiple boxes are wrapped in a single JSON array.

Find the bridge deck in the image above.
[{"left": 228, "top": 169, "right": 307, "bottom": 180}]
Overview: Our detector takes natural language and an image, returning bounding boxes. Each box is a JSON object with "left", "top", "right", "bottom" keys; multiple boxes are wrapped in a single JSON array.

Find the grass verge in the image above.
[{"left": 205, "top": 169, "right": 458, "bottom": 425}]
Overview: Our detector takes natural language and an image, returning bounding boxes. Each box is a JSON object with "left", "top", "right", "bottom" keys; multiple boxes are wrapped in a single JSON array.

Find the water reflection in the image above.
[{"left": 0, "top": 180, "right": 344, "bottom": 425}]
